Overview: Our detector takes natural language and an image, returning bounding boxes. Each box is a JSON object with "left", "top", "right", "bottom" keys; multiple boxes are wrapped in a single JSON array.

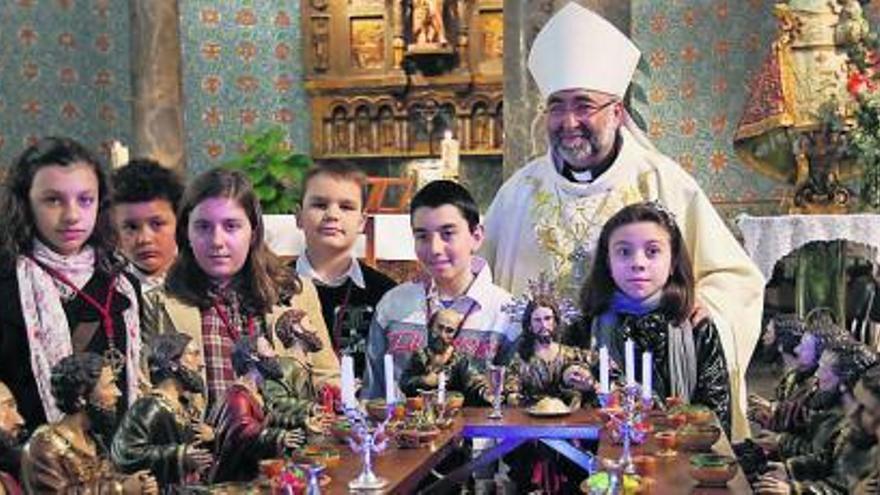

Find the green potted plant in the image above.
[
  {"left": 224, "top": 126, "right": 312, "bottom": 214},
  {"left": 225, "top": 126, "right": 313, "bottom": 255}
]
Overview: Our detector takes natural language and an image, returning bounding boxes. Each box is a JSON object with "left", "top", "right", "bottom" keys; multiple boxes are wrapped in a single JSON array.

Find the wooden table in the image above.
[
  {"left": 321, "top": 417, "right": 464, "bottom": 495},
  {"left": 319, "top": 407, "right": 751, "bottom": 494}
]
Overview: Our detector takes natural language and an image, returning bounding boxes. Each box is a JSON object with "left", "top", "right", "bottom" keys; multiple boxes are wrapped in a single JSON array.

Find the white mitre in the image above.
[{"left": 527, "top": 2, "right": 641, "bottom": 99}]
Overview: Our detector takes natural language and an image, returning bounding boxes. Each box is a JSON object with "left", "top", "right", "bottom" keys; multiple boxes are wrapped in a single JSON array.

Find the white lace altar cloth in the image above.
[{"left": 736, "top": 214, "right": 880, "bottom": 280}]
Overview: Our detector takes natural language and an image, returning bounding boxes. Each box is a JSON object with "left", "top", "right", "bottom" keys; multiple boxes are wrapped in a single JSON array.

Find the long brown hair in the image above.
[
  {"left": 166, "top": 168, "right": 300, "bottom": 314},
  {"left": 0, "top": 137, "right": 119, "bottom": 273},
  {"left": 580, "top": 201, "right": 694, "bottom": 325}
]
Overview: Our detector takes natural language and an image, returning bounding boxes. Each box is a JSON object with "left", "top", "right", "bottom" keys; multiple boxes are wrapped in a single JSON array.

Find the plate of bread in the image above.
[{"left": 526, "top": 396, "right": 571, "bottom": 417}]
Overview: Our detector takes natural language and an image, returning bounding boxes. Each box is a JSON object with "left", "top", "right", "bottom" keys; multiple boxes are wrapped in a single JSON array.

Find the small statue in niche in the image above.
[
  {"left": 411, "top": 0, "right": 447, "bottom": 47},
  {"left": 379, "top": 108, "right": 395, "bottom": 149},
  {"left": 312, "top": 18, "right": 329, "bottom": 72},
  {"left": 472, "top": 107, "right": 490, "bottom": 149},
  {"left": 333, "top": 109, "right": 348, "bottom": 154},
  {"left": 355, "top": 108, "right": 372, "bottom": 153}
]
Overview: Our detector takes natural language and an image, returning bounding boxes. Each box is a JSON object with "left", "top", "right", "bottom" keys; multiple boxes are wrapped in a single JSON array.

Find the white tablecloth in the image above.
[{"left": 736, "top": 214, "right": 880, "bottom": 280}]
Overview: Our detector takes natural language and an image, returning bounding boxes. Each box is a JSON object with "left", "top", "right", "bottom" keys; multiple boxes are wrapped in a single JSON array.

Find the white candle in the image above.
[
  {"left": 625, "top": 340, "right": 635, "bottom": 385},
  {"left": 599, "top": 347, "right": 610, "bottom": 394},
  {"left": 384, "top": 354, "right": 396, "bottom": 404},
  {"left": 110, "top": 140, "right": 129, "bottom": 169},
  {"left": 438, "top": 371, "right": 447, "bottom": 404},
  {"left": 642, "top": 352, "right": 653, "bottom": 400},
  {"left": 341, "top": 355, "right": 356, "bottom": 409}
]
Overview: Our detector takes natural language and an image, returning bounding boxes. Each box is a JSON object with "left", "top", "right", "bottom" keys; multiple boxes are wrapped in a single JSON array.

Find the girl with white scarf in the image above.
[{"left": 0, "top": 137, "right": 142, "bottom": 430}]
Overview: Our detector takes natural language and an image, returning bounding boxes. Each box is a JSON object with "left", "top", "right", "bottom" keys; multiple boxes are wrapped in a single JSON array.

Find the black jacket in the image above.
[
  {"left": 570, "top": 312, "right": 731, "bottom": 433},
  {"left": 0, "top": 267, "right": 138, "bottom": 432}
]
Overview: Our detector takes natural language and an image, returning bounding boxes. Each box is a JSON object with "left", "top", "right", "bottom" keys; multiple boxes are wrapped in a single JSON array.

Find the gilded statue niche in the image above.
[{"left": 303, "top": 0, "right": 503, "bottom": 160}]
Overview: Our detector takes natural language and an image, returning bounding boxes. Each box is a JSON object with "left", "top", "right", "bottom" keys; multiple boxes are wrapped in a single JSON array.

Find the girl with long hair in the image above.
[
  {"left": 578, "top": 201, "right": 731, "bottom": 431},
  {"left": 157, "top": 168, "right": 339, "bottom": 406},
  {"left": 0, "top": 137, "right": 142, "bottom": 430}
]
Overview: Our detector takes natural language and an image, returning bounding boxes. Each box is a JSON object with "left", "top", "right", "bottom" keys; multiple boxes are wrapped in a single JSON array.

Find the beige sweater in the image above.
[{"left": 145, "top": 278, "right": 341, "bottom": 399}]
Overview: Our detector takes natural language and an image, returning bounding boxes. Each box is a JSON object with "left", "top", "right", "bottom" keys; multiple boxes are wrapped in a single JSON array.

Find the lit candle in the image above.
[
  {"left": 438, "top": 371, "right": 446, "bottom": 405},
  {"left": 384, "top": 354, "right": 396, "bottom": 404},
  {"left": 625, "top": 340, "right": 635, "bottom": 385},
  {"left": 110, "top": 140, "right": 129, "bottom": 169},
  {"left": 341, "top": 355, "right": 356, "bottom": 409},
  {"left": 642, "top": 352, "right": 653, "bottom": 400},
  {"left": 599, "top": 347, "right": 610, "bottom": 394}
]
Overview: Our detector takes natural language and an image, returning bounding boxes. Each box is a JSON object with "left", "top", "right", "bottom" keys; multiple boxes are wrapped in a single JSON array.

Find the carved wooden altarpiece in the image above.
[{"left": 303, "top": 0, "right": 503, "bottom": 159}]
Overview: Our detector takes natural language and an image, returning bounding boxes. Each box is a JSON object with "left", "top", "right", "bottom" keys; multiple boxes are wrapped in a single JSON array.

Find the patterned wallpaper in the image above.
[
  {"left": 178, "top": 1, "right": 310, "bottom": 174},
  {"left": 630, "top": 0, "right": 787, "bottom": 212},
  {"left": 0, "top": 1, "right": 133, "bottom": 168}
]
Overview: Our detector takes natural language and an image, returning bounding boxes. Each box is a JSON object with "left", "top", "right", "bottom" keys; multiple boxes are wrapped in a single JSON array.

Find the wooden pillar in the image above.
[{"left": 129, "top": 0, "right": 186, "bottom": 172}]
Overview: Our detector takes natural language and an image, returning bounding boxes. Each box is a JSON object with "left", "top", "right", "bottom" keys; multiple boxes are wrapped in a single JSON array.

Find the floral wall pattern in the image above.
[
  {"left": 178, "top": 1, "right": 310, "bottom": 174},
  {"left": 630, "top": 0, "right": 786, "bottom": 216},
  {"left": 0, "top": 1, "right": 133, "bottom": 167}
]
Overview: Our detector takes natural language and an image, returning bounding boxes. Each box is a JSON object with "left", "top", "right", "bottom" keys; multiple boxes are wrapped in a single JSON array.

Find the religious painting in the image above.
[
  {"left": 480, "top": 10, "right": 503, "bottom": 61},
  {"left": 351, "top": 17, "right": 385, "bottom": 70}
]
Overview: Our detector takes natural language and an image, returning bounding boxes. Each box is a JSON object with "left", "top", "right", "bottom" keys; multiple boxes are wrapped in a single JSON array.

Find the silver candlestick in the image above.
[
  {"left": 598, "top": 383, "right": 652, "bottom": 475},
  {"left": 487, "top": 365, "right": 505, "bottom": 419},
  {"left": 343, "top": 402, "right": 395, "bottom": 491}
]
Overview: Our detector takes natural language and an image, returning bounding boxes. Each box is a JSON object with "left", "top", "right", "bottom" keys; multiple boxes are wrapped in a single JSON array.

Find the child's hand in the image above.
[{"left": 689, "top": 298, "right": 710, "bottom": 326}]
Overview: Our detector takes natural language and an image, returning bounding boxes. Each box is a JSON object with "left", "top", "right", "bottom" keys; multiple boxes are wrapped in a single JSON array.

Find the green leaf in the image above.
[{"left": 256, "top": 185, "right": 278, "bottom": 202}]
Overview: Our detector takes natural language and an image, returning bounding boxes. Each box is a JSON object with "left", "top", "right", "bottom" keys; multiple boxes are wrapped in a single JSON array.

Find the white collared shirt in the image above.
[
  {"left": 126, "top": 263, "right": 166, "bottom": 294},
  {"left": 295, "top": 252, "right": 366, "bottom": 289}
]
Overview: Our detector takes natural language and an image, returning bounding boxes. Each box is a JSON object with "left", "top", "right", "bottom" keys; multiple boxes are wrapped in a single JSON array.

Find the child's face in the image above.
[
  {"left": 114, "top": 199, "right": 178, "bottom": 276},
  {"left": 608, "top": 221, "right": 672, "bottom": 301},
  {"left": 28, "top": 162, "right": 99, "bottom": 255},
  {"left": 529, "top": 306, "right": 556, "bottom": 337},
  {"left": 188, "top": 197, "right": 253, "bottom": 284},
  {"left": 297, "top": 174, "right": 365, "bottom": 255},
  {"left": 412, "top": 205, "right": 483, "bottom": 292}
]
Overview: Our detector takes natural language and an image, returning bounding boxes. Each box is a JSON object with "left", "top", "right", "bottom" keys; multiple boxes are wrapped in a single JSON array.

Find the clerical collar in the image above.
[{"left": 558, "top": 132, "right": 622, "bottom": 183}]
